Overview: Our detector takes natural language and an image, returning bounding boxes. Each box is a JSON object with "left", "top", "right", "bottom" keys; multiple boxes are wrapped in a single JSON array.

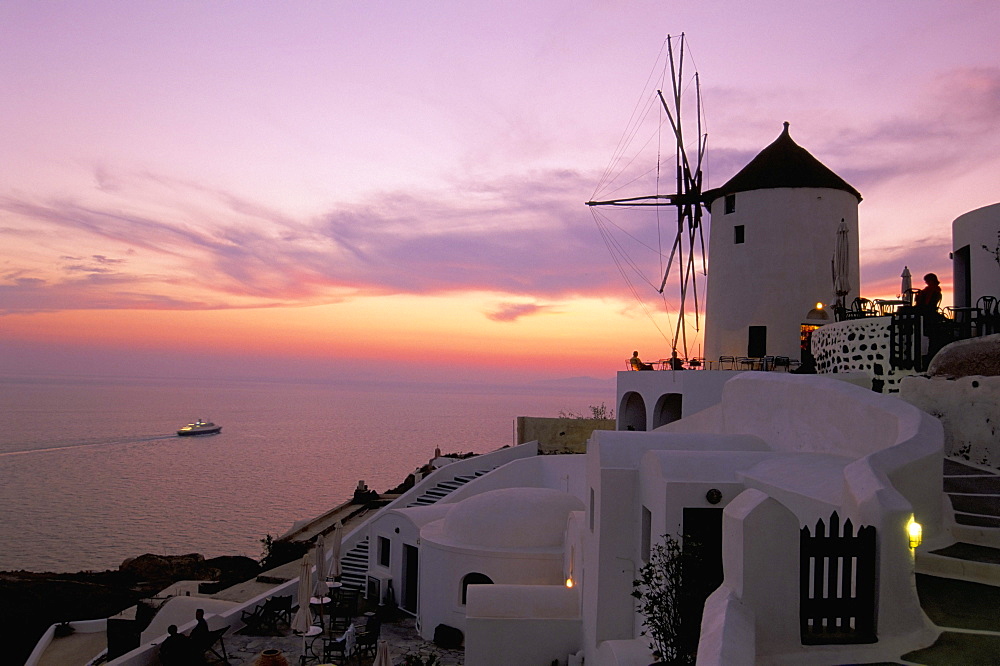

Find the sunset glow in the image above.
[{"left": 2, "top": 2, "right": 998, "bottom": 383}]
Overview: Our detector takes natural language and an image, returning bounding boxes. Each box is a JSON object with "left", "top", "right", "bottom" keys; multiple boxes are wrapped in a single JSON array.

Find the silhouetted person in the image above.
[
  {"left": 630, "top": 351, "right": 654, "bottom": 371},
  {"left": 668, "top": 350, "right": 685, "bottom": 370},
  {"left": 160, "top": 624, "right": 198, "bottom": 665},
  {"left": 914, "top": 273, "right": 942, "bottom": 310},
  {"left": 189, "top": 608, "right": 209, "bottom": 647}
]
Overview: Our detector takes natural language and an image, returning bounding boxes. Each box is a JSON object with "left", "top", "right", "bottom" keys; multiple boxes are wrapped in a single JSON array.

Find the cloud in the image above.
[
  {"left": 0, "top": 166, "right": 642, "bottom": 315},
  {"left": 484, "top": 302, "right": 552, "bottom": 322}
]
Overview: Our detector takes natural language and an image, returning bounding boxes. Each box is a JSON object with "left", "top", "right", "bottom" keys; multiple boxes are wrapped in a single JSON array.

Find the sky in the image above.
[{"left": 2, "top": 1, "right": 999, "bottom": 385}]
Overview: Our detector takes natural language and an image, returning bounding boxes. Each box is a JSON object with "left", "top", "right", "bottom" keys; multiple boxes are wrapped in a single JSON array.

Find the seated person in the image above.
[
  {"left": 630, "top": 351, "right": 654, "bottom": 371},
  {"left": 668, "top": 351, "right": 685, "bottom": 370},
  {"left": 160, "top": 625, "right": 200, "bottom": 666},
  {"left": 914, "top": 273, "right": 942, "bottom": 310},
  {"left": 189, "top": 608, "right": 210, "bottom": 648}
]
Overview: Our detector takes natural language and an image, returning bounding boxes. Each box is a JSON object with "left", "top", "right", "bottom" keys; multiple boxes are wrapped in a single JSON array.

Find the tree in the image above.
[
  {"left": 983, "top": 228, "right": 1000, "bottom": 267},
  {"left": 631, "top": 534, "right": 694, "bottom": 665},
  {"left": 558, "top": 403, "right": 615, "bottom": 419}
]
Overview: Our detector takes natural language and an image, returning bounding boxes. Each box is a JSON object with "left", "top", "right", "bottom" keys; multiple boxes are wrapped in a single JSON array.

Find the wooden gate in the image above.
[
  {"left": 799, "top": 511, "right": 877, "bottom": 644},
  {"left": 890, "top": 312, "right": 923, "bottom": 371}
]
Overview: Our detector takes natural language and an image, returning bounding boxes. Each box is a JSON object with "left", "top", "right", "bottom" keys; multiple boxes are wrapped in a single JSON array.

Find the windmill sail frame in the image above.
[{"left": 587, "top": 33, "right": 708, "bottom": 358}]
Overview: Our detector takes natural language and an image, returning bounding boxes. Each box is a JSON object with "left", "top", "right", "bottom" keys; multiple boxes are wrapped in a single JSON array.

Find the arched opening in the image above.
[
  {"left": 619, "top": 392, "right": 647, "bottom": 431},
  {"left": 652, "top": 393, "right": 683, "bottom": 429},
  {"left": 461, "top": 572, "right": 493, "bottom": 605}
]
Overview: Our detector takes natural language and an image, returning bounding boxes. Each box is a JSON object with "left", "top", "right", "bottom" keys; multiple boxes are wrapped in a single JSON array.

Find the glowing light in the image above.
[
  {"left": 907, "top": 517, "right": 922, "bottom": 549},
  {"left": 565, "top": 577, "right": 574, "bottom": 588},
  {"left": 815, "top": 302, "right": 824, "bottom": 309}
]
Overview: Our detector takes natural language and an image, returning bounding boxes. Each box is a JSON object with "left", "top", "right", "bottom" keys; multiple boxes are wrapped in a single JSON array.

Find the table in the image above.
[
  {"left": 294, "top": 625, "right": 324, "bottom": 664},
  {"left": 873, "top": 299, "right": 907, "bottom": 315}
]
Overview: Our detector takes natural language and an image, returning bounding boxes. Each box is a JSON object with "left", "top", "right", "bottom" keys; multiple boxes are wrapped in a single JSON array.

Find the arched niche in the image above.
[
  {"left": 461, "top": 572, "right": 493, "bottom": 605},
  {"left": 652, "top": 393, "right": 683, "bottom": 429},
  {"left": 619, "top": 391, "right": 647, "bottom": 431}
]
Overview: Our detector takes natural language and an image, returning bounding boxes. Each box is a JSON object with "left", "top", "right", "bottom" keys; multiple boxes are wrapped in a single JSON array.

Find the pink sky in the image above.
[{"left": 2, "top": 2, "right": 999, "bottom": 384}]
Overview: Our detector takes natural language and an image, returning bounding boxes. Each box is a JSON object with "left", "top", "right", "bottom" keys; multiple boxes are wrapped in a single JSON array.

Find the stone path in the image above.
[{"left": 219, "top": 615, "right": 463, "bottom": 665}]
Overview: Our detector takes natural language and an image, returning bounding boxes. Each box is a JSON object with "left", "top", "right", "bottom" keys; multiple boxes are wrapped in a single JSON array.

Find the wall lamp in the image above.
[{"left": 907, "top": 517, "right": 923, "bottom": 549}]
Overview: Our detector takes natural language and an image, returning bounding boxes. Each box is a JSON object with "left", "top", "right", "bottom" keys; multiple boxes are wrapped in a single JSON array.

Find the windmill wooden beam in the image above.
[{"left": 586, "top": 193, "right": 705, "bottom": 207}]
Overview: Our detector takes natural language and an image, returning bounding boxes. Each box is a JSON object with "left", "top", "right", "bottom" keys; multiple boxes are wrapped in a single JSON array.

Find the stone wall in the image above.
[
  {"left": 899, "top": 375, "right": 1000, "bottom": 471},
  {"left": 516, "top": 417, "right": 615, "bottom": 454},
  {"left": 811, "top": 317, "right": 920, "bottom": 392}
]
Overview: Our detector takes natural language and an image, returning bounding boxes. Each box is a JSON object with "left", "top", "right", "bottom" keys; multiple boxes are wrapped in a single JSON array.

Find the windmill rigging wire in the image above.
[
  {"left": 592, "top": 208, "right": 675, "bottom": 345},
  {"left": 588, "top": 33, "right": 710, "bottom": 356}
]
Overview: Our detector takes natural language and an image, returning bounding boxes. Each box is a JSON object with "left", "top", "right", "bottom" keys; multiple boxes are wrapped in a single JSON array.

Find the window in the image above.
[
  {"left": 724, "top": 193, "right": 736, "bottom": 214},
  {"left": 734, "top": 225, "right": 745, "bottom": 244},
  {"left": 378, "top": 536, "right": 390, "bottom": 567},
  {"left": 461, "top": 572, "right": 493, "bottom": 605},
  {"left": 641, "top": 506, "right": 652, "bottom": 562}
]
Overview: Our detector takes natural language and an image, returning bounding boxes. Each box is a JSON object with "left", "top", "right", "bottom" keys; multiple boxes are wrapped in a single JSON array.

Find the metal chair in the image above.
[
  {"left": 718, "top": 355, "right": 736, "bottom": 370},
  {"left": 851, "top": 297, "right": 875, "bottom": 317}
]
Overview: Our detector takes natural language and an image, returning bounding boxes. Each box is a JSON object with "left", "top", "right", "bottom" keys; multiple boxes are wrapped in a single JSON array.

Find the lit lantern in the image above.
[{"left": 907, "top": 518, "right": 922, "bottom": 549}]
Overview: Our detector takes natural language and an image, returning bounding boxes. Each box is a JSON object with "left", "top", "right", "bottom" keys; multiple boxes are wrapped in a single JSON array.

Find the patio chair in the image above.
[
  {"left": 718, "top": 355, "right": 735, "bottom": 370},
  {"left": 773, "top": 356, "right": 791, "bottom": 371},
  {"left": 977, "top": 295, "right": 998, "bottom": 315},
  {"left": 328, "top": 598, "right": 354, "bottom": 632},
  {"left": 355, "top": 617, "right": 381, "bottom": 659},
  {"left": 239, "top": 596, "right": 287, "bottom": 635},
  {"left": 193, "top": 626, "right": 230, "bottom": 665},
  {"left": 322, "top": 623, "right": 355, "bottom": 663},
  {"left": 851, "top": 297, "right": 875, "bottom": 317}
]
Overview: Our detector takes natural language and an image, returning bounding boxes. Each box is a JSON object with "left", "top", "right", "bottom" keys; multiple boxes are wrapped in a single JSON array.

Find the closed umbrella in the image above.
[
  {"left": 901, "top": 266, "right": 913, "bottom": 303},
  {"left": 373, "top": 639, "right": 392, "bottom": 666},
  {"left": 329, "top": 522, "right": 343, "bottom": 580},
  {"left": 314, "top": 535, "right": 329, "bottom": 596},
  {"left": 291, "top": 554, "right": 317, "bottom": 661},
  {"left": 833, "top": 218, "right": 851, "bottom": 310},
  {"left": 312, "top": 536, "right": 329, "bottom": 631}
]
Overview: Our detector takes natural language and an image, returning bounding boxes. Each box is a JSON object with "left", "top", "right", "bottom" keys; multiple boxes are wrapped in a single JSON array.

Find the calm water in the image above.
[{"left": 0, "top": 375, "right": 611, "bottom": 572}]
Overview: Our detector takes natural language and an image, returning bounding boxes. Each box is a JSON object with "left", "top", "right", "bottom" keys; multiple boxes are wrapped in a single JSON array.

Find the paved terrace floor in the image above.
[{"left": 213, "top": 613, "right": 462, "bottom": 666}]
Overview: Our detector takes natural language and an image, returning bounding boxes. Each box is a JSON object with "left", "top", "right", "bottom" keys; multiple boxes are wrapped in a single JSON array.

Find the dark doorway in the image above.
[
  {"left": 953, "top": 245, "right": 971, "bottom": 309},
  {"left": 748, "top": 326, "right": 767, "bottom": 358},
  {"left": 681, "top": 508, "right": 724, "bottom": 655},
  {"left": 402, "top": 544, "right": 419, "bottom": 613}
]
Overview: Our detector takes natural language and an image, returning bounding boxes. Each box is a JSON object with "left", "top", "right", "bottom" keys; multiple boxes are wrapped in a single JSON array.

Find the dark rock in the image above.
[
  {"left": 120, "top": 553, "right": 206, "bottom": 581},
  {"left": 928, "top": 334, "right": 1000, "bottom": 378},
  {"left": 433, "top": 623, "right": 464, "bottom": 649}
]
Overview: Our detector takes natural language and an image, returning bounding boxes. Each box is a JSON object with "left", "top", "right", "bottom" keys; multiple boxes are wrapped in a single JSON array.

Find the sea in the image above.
[{"left": 0, "top": 374, "right": 612, "bottom": 573}]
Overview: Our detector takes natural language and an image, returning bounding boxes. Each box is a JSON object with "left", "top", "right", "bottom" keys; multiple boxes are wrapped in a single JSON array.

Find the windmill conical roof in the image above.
[{"left": 704, "top": 122, "right": 861, "bottom": 204}]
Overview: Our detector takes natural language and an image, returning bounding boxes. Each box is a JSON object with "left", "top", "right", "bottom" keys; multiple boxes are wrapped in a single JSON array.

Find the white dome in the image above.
[{"left": 441, "top": 487, "right": 584, "bottom": 549}]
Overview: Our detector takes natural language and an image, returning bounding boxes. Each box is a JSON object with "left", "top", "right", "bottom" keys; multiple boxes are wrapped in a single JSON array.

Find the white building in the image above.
[
  {"left": 704, "top": 123, "right": 861, "bottom": 363},
  {"left": 368, "top": 372, "right": 946, "bottom": 665},
  {"left": 952, "top": 202, "right": 1000, "bottom": 309}
]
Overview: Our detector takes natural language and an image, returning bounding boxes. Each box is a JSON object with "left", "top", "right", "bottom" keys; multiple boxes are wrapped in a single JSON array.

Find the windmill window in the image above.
[
  {"left": 734, "top": 225, "right": 745, "bottom": 244},
  {"left": 724, "top": 193, "right": 736, "bottom": 214}
]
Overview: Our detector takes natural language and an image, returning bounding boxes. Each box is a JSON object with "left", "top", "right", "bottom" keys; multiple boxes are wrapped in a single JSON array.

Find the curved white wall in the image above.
[
  {"left": 705, "top": 188, "right": 859, "bottom": 362},
  {"left": 952, "top": 203, "right": 1000, "bottom": 308}
]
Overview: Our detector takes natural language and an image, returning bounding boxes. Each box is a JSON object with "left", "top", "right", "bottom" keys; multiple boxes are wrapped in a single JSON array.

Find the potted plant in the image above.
[{"left": 631, "top": 533, "right": 695, "bottom": 665}]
